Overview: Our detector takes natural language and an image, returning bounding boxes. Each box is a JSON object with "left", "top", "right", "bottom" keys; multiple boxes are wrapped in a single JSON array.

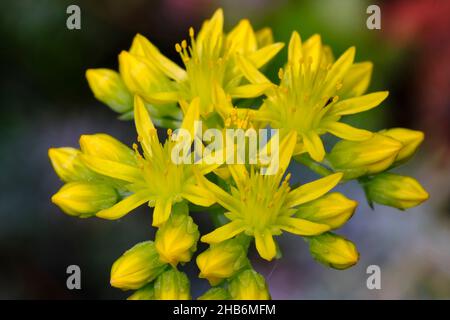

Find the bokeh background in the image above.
[{"left": 1, "top": 0, "right": 449, "bottom": 299}]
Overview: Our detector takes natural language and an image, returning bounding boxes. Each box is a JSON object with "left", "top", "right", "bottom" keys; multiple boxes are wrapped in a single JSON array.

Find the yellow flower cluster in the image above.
[{"left": 49, "top": 9, "right": 428, "bottom": 299}]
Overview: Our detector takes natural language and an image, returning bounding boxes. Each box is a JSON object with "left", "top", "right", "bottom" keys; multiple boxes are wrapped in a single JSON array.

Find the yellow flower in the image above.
[
  {"left": 79, "top": 96, "right": 217, "bottom": 226},
  {"left": 379, "top": 128, "right": 424, "bottom": 164},
  {"left": 250, "top": 31, "right": 389, "bottom": 161},
  {"left": 308, "top": 233, "right": 359, "bottom": 269},
  {"left": 197, "top": 287, "right": 231, "bottom": 300},
  {"left": 155, "top": 202, "right": 200, "bottom": 266},
  {"left": 196, "top": 236, "right": 250, "bottom": 286},
  {"left": 198, "top": 131, "right": 343, "bottom": 261},
  {"left": 153, "top": 269, "right": 191, "bottom": 300},
  {"left": 295, "top": 192, "right": 357, "bottom": 230},
  {"left": 228, "top": 269, "right": 270, "bottom": 300},
  {"left": 364, "top": 173, "right": 429, "bottom": 209},
  {"left": 110, "top": 241, "right": 167, "bottom": 290},
  {"left": 96, "top": 9, "right": 283, "bottom": 120},
  {"left": 327, "top": 133, "right": 403, "bottom": 179}
]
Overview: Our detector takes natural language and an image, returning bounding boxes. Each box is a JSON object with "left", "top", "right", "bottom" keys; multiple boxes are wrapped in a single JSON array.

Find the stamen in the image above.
[
  {"left": 175, "top": 43, "right": 182, "bottom": 53},
  {"left": 189, "top": 27, "right": 195, "bottom": 38}
]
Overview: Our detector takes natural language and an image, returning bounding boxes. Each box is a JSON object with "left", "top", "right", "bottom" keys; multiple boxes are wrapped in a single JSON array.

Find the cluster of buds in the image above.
[{"left": 48, "top": 9, "right": 429, "bottom": 299}]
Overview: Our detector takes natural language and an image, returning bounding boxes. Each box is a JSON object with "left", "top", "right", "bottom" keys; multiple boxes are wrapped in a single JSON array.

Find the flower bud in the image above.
[
  {"left": 48, "top": 147, "right": 94, "bottom": 182},
  {"left": 110, "top": 241, "right": 167, "bottom": 290},
  {"left": 51, "top": 181, "right": 118, "bottom": 217},
  {"left": 295, "top": 192, "right": 357, "bottom": 229},
  {"left": 327, "top": 133, "right": 402, "bottom": 179},
  {"left": 197, "top": 287, "right": 231, "bottom": 300},
  {"left": 308, "top": 233, "right": 359, "bottom": 270},
  {"left": 119, "top": 51, "right": 159, "bottom": 97},
  {"left": 154, "top": 269, "right": 191, "bottom": 300},
  {"left": 86, "top": 69, "right": 133, "bottom": 113},
  {"left": 79, "top": 134, "right": 136, "bottom": 166},
  {"left": 228, "top": 269, "right": 270, "bottom": 300},
  {"left": 127, "top": 283, "right": 154, "bottom": 300},
  {"left": 364, "top": 173, "right": 429, "bottom": 209},
  {"left": 380, "top": 128, "right": 424, "bottom": 164},
  {"left": 155, "top": 203, "right": 199, "bottom": 266},
  {"left": 196, "top": 237, "right": 249, "bottom": 286}
]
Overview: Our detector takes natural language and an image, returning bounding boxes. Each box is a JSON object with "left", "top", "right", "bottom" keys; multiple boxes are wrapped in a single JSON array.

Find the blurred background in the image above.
[{"left": 1, "top": 0, "right": 449, "bottom": 299}]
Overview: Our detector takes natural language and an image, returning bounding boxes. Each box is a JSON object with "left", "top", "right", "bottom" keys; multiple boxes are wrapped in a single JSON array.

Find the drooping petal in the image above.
[
  {"left": 324, "top": 122, "right": 373, "bottom": 141},
  {"left": 96, "top": 191, "right": 151, "bottom": 220},
  {"left": 81, "top": 155, "right": 143, "bottom": 183},
  {"left": 254, "top": 231, "right": 277, "bottom": 261},
  {"left": 152, "top": 198, "right": 172, "bottom": 227},
  {"left": 330, "top": 91, "right": 389, "bottom": 116},
  {"left": 285, "top": 173, "right": 343, "bottom": 208},
  {"left": 278, "top": 217, "right": 330, "bottom": 236},
  {"left": 302, "top": 132, "right": 325, "bottom": 162},
  {"left": 201, "top": 220, "right": 246, "bottom": 244}
]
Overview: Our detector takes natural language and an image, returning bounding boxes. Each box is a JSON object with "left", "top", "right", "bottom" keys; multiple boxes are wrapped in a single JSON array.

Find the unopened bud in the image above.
[
  {"left": 228, "top": 269, "right": 270, "bottom": 300},
  {"left": 154, "top": 269, "right": 191, "bottom": 300}
]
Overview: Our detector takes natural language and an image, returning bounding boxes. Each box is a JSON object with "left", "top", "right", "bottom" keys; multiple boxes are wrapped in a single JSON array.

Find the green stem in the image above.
[{"left": 294, "top": 154, "right": 333, "bottom": 176}]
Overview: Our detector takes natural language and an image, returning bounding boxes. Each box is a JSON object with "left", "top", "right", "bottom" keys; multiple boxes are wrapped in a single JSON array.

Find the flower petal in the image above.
[
  {"left": 302, "top": 131, "right": 325, "bottom": 162},
  {"left": 288, "top": 31, "right": 302, "bottom": 64},
  {"left": 324, "top": 122, "right": 373, "bottom": 141},
  {"left": 181, "top": 97, "right": 200, "bottom": 139},
  {"left": 278, "top": 217, "right": 330, "bottom": 236},
  {"left": 236, "top": 54, "right": 271, "bottom": 84},
  {"left": 248, "top": 42, "right": 284, "bottom": 68},
  {"left": 228, "top": 83, "right": 272, "bottom": 98},
  {"left": 254, "top": 231, "right": 277, "bottom": 261},
  {"left": 81, "top": 155, "right": 142, "bottom": 183},
  {"left": 181, "top": 184, "right": 216, "bottom": 207},
  {"left": 322, "top": 47, "right": 355, "bottom": 97},
  {"left": 201, "top": 220, "right": 246, "bottom": 244},
  {"left": 195, "top": 173, "right": 241, "bottom": 213},
  {"left": 96, "top": 191, "right": 150, "bottom": 220},
  {"left": 339, "top": 62, "right": 372, "bottom": 99},
  {"left": 285, "top": 172, "right": 343, "bottom": 208},
  {"left": 152, "top": 198, "right": 172, "bottom": 227},
  {"left": 330, "top": 91, "right": 389, "bottom": 116},
  {"left": 134, "top": 95, "right": 156, "bottom": 157}
]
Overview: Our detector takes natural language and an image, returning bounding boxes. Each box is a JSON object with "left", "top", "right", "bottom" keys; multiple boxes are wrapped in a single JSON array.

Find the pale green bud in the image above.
[
  {"left": 295, "top": 192, "right": 357, "bottom": 229},
  {"left": 48, "top": 147, "right": 95, "bottom": 182},
  {"left": 196, "top": 237, "right": 250, "bottom": 286},
  {"left": 155, "top": 202, "right": 199, "bottom": 266},
  {"left": 229, "top": 269, "right": 271, "bottom": 300},
  {"left": 364, "top": 172, "right": 429, "bottom": 209},
  {"left": 380, "top": 128, "right": 424, "bottom": 164},
  {"left": 79, "top": 134, "right": 136, "bottom": 166},
  {"left": 154, "top": 269, "right": 191, "bottom": 300},
  {"left": 51, "top": 181, "right": 118, "bottom": 217},
  {"left": 308, "top": 233, "right": 359, "bottom": 270},
  {"left": 327, "top": 133, "right": 403, "bottom": 179},
  {"left": 86, "top": 68, "right": 133, "bottom": 113},
  {"left": 110, "top": 241, "right": 167, "bottom": 290},
  {"left": 127, "top": 283, "right": 154, "bottom": 300},
  {"left": 197, "top": 287, "right": 231, "bottom": 300}
]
